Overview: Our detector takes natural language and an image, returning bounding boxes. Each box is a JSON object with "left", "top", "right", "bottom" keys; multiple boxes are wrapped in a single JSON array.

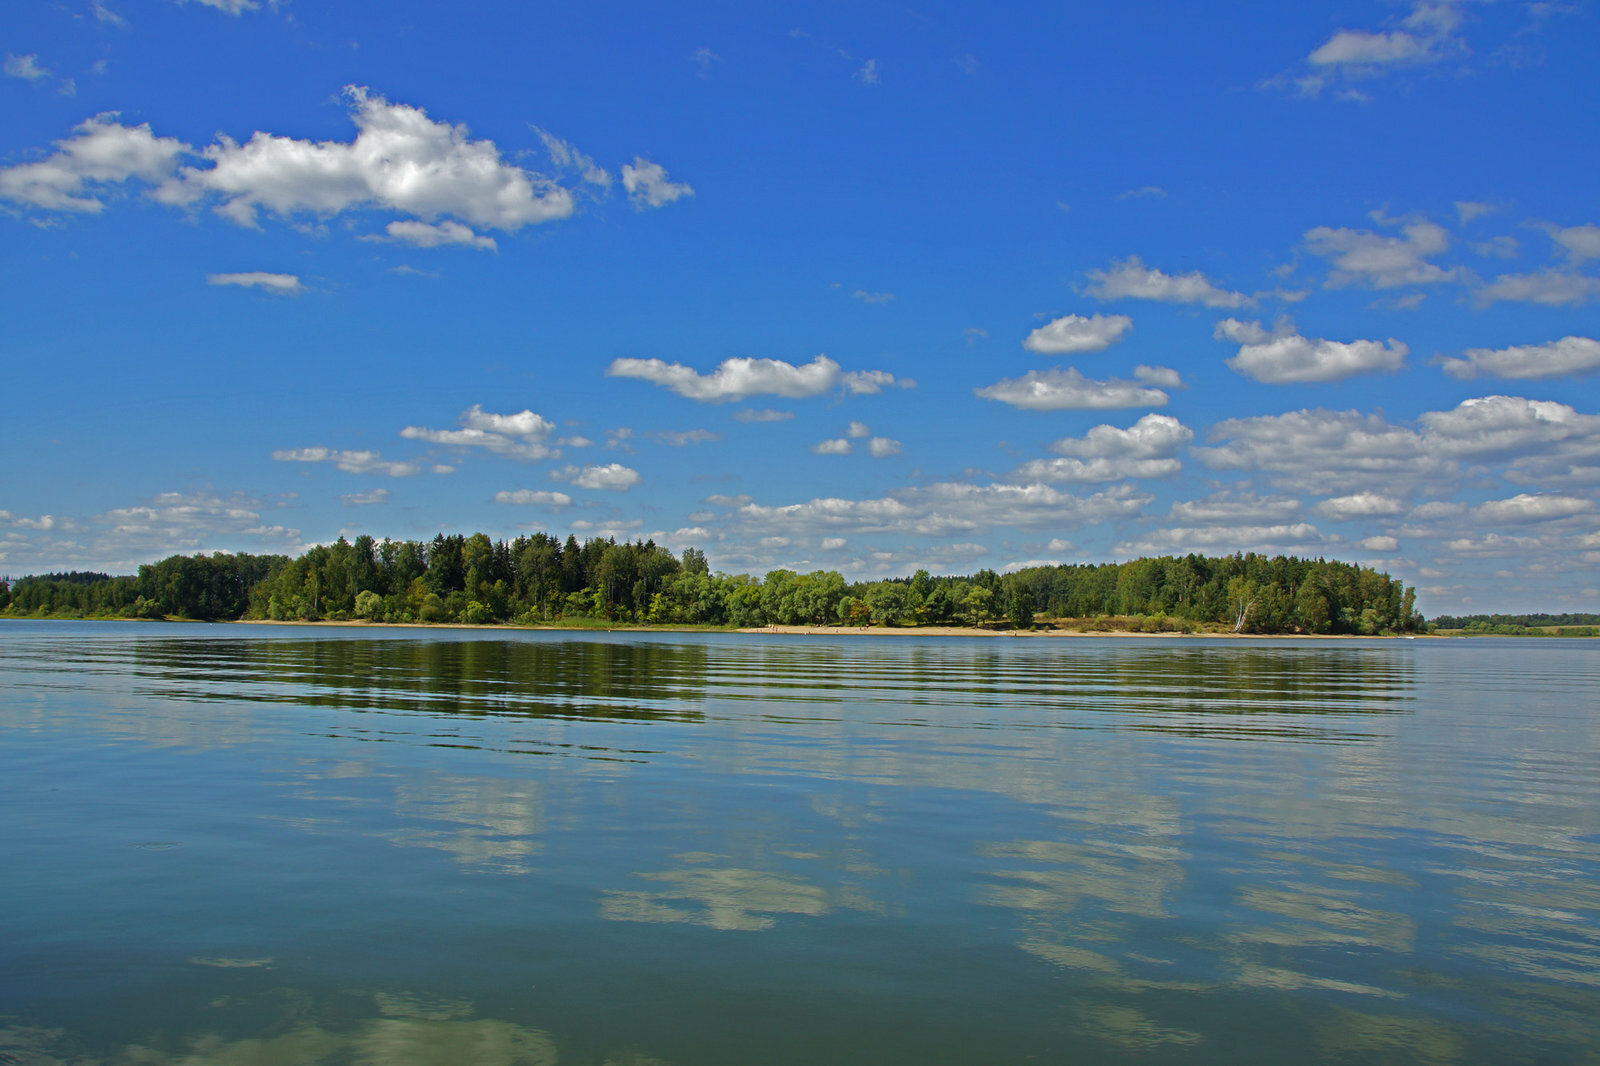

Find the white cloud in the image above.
[
  {"left": 1358, "top": 535, "right": 1399, "bottom": 551},
  {"left": 1133, "top": 365, "right": 1184, "bottom": 388},
  {"left": 381, "top": 219, "right": 496, "bottom": 250},
  {"left": 1418, "top": 395, "right": 1600, "bottom": 462},
  {"left": 820, "top": 537, "right": 848, "bottom": 550},
  {"left": 1222, "top": 321, "right": 1409, "bottom": 383},
  {"left": 1169, "top": 490, "right": 1302, "bottom": 524},
  {"left": 607, "top": 354, "right": 906, "bottom": 402},
  {"left": 1303, "top": 217, "right": 1457, "bottom": 288},
  {"left": 1214, "top": 317, "right": 1273, "bottom": 344},
  {"left": 846, "top": 421, "right": 871, "bottom": 438},
  {"left": 1084, "top": 256, "right": 1250, "bottom": 308},
  {"left": 1473, "top": 270, "right": 1600, "bottom": 307},
  {"left": 1116, "top": 522, "right": 1325, "bottom": 557},
  {"left": 553, "top": 463, "right": 641, "bottom": 491},
  {"left": 162, "top": 87, "right": 574, "bottom": 231},
  {"left": 1295, "top": 1, "right": 1470, "bottom": 96},
  {"left": 811, "top": 438, "right": 852, "bottom": 455},
  {"left": 207, "top": 271, "right": 301, "bottom": 293},
  {"left": 735, "top": 482, "right": 1150, "bottom": 538},
  {"left": 0, "top": 510, "right": 60, "bottom": 530},
  {"left": 0, "top": 114, "right": 186, "bottom": 212},
  {"left": 1014, "top": 456, "right": 1182, "bottom": 484},
  {"left": 1116, "top": 185, "right": 1166, "bottom": 201},
  {"left": 656, "top": 429, "right": 719, "bottom": 446},
  {"left": 1314, "top": 493, "right": 1405, "bottom": 521},
  {"left": 181, "top": 0, "right": 264, "bottom": 14},
  {"left": 533, "top": 128, "right": 611, "bottom": 189},
  {"left": 1014, "top": 413, "right": 1191, "bottom": 483},
  {"left": 853, "top": 289, "right": 894, "bottom": 304},
  {"left": 1023, "top": 313, "right": 1132, "bottom": 354},
  {"left": 733, "top": 408, "right": 794, "bottom": 423},
  {"left": 4, "top": 54, "right": 49, "bottom": 81},
  {"left": 855, "top": 59, "right": 880, "bottom": 84},
  {"left": 975, "top": 368, "right": 1168, "bottom": 411},
  {"left": 1438, "top": 336, "right": 1600, "bottom": 380},
  {"left": 621, "top": 157, "right": 693, "bottom": 209},
  {"left": 1309, "top": 30, "right": 1428, "bottom": 67},
  {"left": 339, "top": 488, "right": 389, "bottom": 506},
  {"left": 1455, "top": 201, "right": 1496, "bottom": 226},
  {"left": 1199, "top": 395, "right": 1600, "bottom": 494},
  {"left": 399, "top": 404, "right": 557, "bottom": 461},
  {"left": 493, "top": 489, "right": 572, "bottom": 507},
  {"left": 271, "top": 446, "right": 421, "bottom": 477},
  {"left": 1195, "top": 407, "right": 1442, "bottom": 493},
  {"left": 1473, "top": 235, "right": 1519, "bottom": 259},
  {"left": 1472, "top": 493, "right": 1592, "bottom": 523},
  {"left": 1539, "top": 222, "right": 1600, "bottom": 262},
  {"left": 867, "top": 437, "right": 901, "bottom": 458},
  {"left": 1065, "top": 412, "right": 1192, "bottom": 457}
]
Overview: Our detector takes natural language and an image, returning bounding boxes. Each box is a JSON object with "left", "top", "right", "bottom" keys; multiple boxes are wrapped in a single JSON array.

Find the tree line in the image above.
[{"left": 1, "top": 532, "right": 1426, "bottom": 634}]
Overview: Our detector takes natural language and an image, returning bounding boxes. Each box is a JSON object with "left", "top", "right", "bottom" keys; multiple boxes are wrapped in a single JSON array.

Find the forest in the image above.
[{"left": 0, "top": 531, "right": 1426, "bottom": 635}]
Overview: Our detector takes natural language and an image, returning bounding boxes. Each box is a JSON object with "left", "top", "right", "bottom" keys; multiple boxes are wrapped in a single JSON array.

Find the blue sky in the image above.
[{"left": 2, "top": 0, "right": 1597, "bottom": 614}]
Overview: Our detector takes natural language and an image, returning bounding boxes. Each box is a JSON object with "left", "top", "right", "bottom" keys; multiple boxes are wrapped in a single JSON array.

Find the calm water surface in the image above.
[{"left": 2, "top": 621, "right": 1598, "bottom": 1064}]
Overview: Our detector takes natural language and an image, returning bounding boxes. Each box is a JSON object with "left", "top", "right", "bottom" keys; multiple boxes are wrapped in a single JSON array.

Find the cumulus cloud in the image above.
[
  {"left": 1538, "top": 222, "right": 1600, "bottom": 262},
  {"left": 493, "top": 489, "right": 572, "bottom": 507},
  {"left": 811, "top": 438, "right": 852, "bottom": 455},
  {"left": 655, "top": 429, "right": 719, "bottom": 446},
  {"left": 974, "top": 368, "right": 1168, "bottom": 411},
  {"left": 1133, "top": 364, "right": 1184, "bottom": 388},
  {"left": 1013, "top": 413, "right": 1192, "bottom": 483},
  {"left": 1309, "top": 30, "right": 1429, "bottom": 67},
  {"left": 339, "top": 488, "right": 389, "bottom": 506},
  {"left": 1294, "top": 1, "right": 1470, "bottom": 96},
  {"left": 867, "top": 437, "right": 901, "bottom": 458},
  {"left": 1313, "top": 492, "right": 1405, "bottom": 521},
  {"left": 157, "top": 88, "right": 575, "bottom": 231},
  {"left": 621, "top": 157, "right": 693, "bottom": 209},
  {"left": 4, "top": 53, "right": 50, "bottom": 81},
  {"left": 1303, "top": 216, "right": 1457, "bottom": 288},
  {"left": 1023, "top": 313, "right": 1132, "bottom": 354},
  {"left": 1084, "top": 256, "right": 1250, "bottom": 308},
  {"left": 1199, "top": 394, "right": 1600, "bottom": 493},
  {"left": 0, "top": 113, "right": 186, "bottom": 212},
  {"left": 0, "top": 91, "right": 679, "bottom": 241},
  {"left": 1116, "top": 522, "right": 1324, "bottom": 557},
  {"left": 1169, "top": 490, "right": 1302, "bottom": 524},
  {"left": 1437, "top": 336, "right": 1600, "bottom": 380},
  {"left": 734, "top": 482, "right": 1150, "bottom": 538},
  {"left": 853, "top": 289, "right": 894, "bottom": 304},
  {"left": 1455, "top": 201, "right": 1496, "bottom": 226},
  {"left": 400, "top": 404, "right": 558, "bottom": 461},
  {"left": 1473, "top": 270, "right": 1600, "bottom": 307},
  {"left": 1358, "top": 536, "right": 1400, "bottom": 551},
  {"left": 1472, "top": 493, "right": 1592, "bottom": 523},
  {"left": 1220, "top": 319, "right": 1408, "bottom": 383},
  {"left": 552, "top": 463, "right": 640, "bottom": 491},
  {"left": 607, "top": 354, "right": 907, "bottom": 402},
  {"left": 846, "top": 421, "right": 871, "bottom": 439},
  {"left": 733, "top": 408, "right": 794, "bottom": 423},
  {"left": 272, "top": 446, "right": 421, "bottom": 477},
  {"left": 1195, "top": 407, "right": 1443, "bottom": 492},
  {"left": 381, "top": 219, "right": 496, "bottom": 250},
  {"left": 207, "top": 271, "right": 301, "bottom": 293}
]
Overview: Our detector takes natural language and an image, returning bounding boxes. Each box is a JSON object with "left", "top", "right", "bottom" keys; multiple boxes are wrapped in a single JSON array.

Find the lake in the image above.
[{"left": 2, "top": 621, "right": 1598, "bottom": 1065}]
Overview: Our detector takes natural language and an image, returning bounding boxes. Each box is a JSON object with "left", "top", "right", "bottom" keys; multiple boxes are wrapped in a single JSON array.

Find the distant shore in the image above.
[{"left": 218, "top": 618, "right": 1431, "bottom": 638}]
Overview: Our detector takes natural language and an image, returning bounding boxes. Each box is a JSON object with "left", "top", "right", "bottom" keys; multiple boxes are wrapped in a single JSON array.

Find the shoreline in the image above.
[{"left": 219, "top": 618, "right": 1430, "bottom": 638}]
